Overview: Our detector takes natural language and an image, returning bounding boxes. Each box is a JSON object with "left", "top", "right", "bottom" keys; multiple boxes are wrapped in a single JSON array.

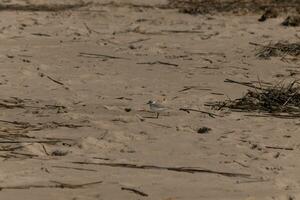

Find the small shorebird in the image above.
[{"left": 146, "top": 100, "right": 168, "bottom": 118}]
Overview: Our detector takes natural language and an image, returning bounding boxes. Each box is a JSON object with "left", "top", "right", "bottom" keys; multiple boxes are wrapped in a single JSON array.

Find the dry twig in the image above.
[{"left": 72, "top": 161, "right": 251, "bottom": 178}]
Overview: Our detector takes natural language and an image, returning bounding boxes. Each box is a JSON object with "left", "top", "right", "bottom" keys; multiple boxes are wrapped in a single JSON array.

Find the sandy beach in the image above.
[{"left": 0, "top": 0, "right": 299, "bottom": 199}]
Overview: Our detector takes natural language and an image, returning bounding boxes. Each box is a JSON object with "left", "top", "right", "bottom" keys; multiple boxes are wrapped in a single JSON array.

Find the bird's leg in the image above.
[{"left": 156, "top": 112, "right": 159, "bottom": 118}]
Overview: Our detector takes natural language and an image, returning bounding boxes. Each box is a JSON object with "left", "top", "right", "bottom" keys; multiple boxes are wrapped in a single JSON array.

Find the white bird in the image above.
[{"left": 146, "top": 100, "right": 168, "bottom": 118}]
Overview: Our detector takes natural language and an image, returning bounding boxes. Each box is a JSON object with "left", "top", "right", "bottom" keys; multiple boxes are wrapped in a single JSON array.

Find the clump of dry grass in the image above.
[
  {"left": 165, "top": 0, "right": 300, "bottom": 15},
  {"left": 209, "top": 80, "right": 300, "bottom": 116},
  {"left": 253, "top": 42, "right": 300, "bottom": 59},
  {"left": 282, "top": 15, "right": 300, "bottom": 26}
]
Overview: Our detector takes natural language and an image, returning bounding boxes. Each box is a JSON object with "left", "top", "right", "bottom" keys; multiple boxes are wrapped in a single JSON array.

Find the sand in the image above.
[{"left": 0, "top": 0, "right": 299, "bottom": 199}]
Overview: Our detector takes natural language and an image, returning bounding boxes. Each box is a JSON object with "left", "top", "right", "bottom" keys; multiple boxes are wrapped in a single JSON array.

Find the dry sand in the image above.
[{"left": 0, "top": 0, "right": 299, "bottom": 199}]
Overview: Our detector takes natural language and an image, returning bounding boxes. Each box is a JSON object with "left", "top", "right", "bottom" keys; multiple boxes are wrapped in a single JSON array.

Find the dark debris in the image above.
[
  {"left": 165, "top": 0, "right": 300, "bottom": 15},
  {"left": 282, "top": 15, "right": 300, "bottom": 26},
  {"left": 209, "top": 80, "right": 300, "bottom": 115},
  {"left": 197, "top": 127, "right": 211, "bottom": 134},
  {"left": 254, "top": 42, "right": 300, "bottom": 59}
]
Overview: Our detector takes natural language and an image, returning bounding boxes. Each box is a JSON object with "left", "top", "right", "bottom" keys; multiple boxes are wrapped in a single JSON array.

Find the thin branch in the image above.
[
  {"left": 121, "top": 187, "right": 148, "bottom": 197},
  {"left": 52, "top": 165, "right": 97, "bottom": 172},
  {"left": 46, "top": 75, "right": 65, "bottom": 86},
  {"left": 0, "top": 180, "right": 102, "bottom": 190},
  {"left": 265, "top": 145, "right": 294, "bottom": 150},
  {"left": 79, "top": 52, "right": 130, "bottom": 60},
  {"left": 179, "top": 108, "right": 220, "bottom": 118},
  {"left": 137, "top": 61, "right": 178, "bottom": 67},
  {"left": 72, "top": 161, "right": 251, "bottom": 178},
  {"left": 0, "top": 1, "right": 91, "bottom": 12},
  {"left": 0, "top": 140, "right": 61, "bottom": 144},
  {"left": 224, "top": 79, "right": 263, "bottom": 90}
]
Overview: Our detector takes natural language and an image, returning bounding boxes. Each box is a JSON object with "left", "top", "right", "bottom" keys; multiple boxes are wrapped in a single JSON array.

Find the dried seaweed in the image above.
[
  {"left": 282, "top": 15, "right": 300, "bottom": 26},
  {"left": 209, "top": 80, "right": 300, "bottom": 116},
  {"left": 0, "top": 1, "right": 91, "bottom": 12},
  {"left": 251, "top": 42, "right": 300, "bottom": 59},
  {"left": 258, "top": 8, "right": 278, "bottom": 21},
  {"left": 165, "top": 0, "right": 300, "bottom": 15}
]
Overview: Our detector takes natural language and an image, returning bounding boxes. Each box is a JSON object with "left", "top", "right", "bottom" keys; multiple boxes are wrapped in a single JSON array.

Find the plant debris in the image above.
[
  {"left": 209, "top": 80, "right": 300, "bottom": 116},
  {"left": 165, "top": 0, "right": 300, "bottom": 15},
  {"left": 197, "top": 127, "right": 211, "bottom": 134},
  {"left": 73, "top": 161, "right": 251, "bottom": 178},
  {"left": 282, "top": 15, "right": 300, "bottom": 26},
  {"left": 51, "top": 150, "right": 68, "bottom": 156},
  {"left": 0, "top": 1, "right": 90, "bottom": 12},
  {"left": 258, "top": 8, "right": 278, "bottom": 22},
  {"left": 251, "top": 41, "right": 300, "bottom": 59}
]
